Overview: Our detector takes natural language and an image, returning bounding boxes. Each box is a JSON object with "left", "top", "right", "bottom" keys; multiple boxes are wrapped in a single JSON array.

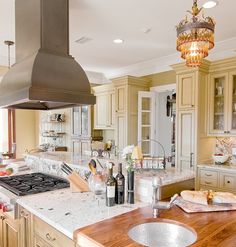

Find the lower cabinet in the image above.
[
  {"left": 33, "top": 216, "right": 75, "bottom": 247},
  {"left": 34, "top": 234, "right": 52, "bottom": 247},
  {"left": 197, "top": 166, "right": 236, "bottom": 193},
  {"left": 19, "top": 206, "right": 33, "bottom": 247},
  {"left": 0, "top": 213, "right": 19, "bottom": 247}
]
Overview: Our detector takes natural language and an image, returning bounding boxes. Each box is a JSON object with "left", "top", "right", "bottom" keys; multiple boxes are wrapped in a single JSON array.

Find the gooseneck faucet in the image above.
[{"left": 151, "top": 177, "right": 178, "bottom": 218}]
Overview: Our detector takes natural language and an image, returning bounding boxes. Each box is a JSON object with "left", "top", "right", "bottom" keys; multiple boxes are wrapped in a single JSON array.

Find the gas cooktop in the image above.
[{"left": 0, "top": 173, "right": 69, "bottom": 196}]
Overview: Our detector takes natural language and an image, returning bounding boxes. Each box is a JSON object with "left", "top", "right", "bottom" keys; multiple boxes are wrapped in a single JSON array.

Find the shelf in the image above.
[
  {"left": 141, "top": 110, "right": 151, "bottom": 113},
  {"left": 214, "top": 95, "right": 224, "bottom": 98},
  {"left": 214, "top": 113, "right": 224, "bottom": 116},
  {"left": 45, "top": 120, "right": 65, "bottom": 123},
  {"left": 141, "top": 125, "right": 151, "bottom": 127}
]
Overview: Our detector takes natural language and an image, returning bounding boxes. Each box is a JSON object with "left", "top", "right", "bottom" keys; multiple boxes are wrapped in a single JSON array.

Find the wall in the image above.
[
  {"left": 15, "top": 110, "right": 37, "bottom": 158},
  {"left": 142, "top": 70, "right": 176, "bottom": 87}
]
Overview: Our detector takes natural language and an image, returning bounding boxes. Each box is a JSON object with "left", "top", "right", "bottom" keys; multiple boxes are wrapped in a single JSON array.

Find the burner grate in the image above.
[{"left": 0, "top": 173, "right": 69, "bottom": 196}]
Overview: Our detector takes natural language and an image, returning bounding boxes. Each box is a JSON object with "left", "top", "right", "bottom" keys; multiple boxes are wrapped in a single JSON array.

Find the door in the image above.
[
  {"left": 177, "top": 110, "right": 195, "bottom": 171},
  {"left": 208, "top": 73, "right": 228, "bottom": 135},
  {"left": 137, "top": 91, "right": 156, "bottom": 156}
]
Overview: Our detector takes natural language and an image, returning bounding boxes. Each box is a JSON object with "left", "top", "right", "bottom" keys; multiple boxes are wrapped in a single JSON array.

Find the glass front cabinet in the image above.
[{"left": 208, "top": 71, "right": 236, "bottom": 136}]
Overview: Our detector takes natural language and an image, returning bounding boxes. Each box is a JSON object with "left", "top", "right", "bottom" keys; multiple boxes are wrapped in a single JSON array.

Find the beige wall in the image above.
[
  {"left": 142, "top": 70, "right": 176, "bottom": 87},
  {"left": 15, "top": 110, "right": 37, "bottom": 158}
]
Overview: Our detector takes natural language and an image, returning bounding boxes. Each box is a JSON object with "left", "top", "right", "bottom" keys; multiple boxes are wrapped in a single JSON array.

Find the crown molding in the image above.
[{"left": 104, "top": 36, "right": 236, "bottom": 79}]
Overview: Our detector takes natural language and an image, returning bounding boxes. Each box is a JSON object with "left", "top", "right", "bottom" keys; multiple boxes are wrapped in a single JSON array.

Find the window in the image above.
[
  {"left": 0, "top": 109, "right": 8, "bottom": 152},
  {"left": 0, "top": 109, "right": 16, "bottom": 158}
]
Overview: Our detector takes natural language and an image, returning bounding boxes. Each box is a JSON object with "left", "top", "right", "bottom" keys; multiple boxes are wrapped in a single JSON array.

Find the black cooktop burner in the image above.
[{"left": 0, "top": 173, "right": 69, "bottom": 196}]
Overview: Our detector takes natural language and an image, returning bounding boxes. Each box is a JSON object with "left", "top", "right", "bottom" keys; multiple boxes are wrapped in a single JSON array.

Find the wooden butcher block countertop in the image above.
[{"left": 75, "top": 205, "right": 236, "bottom": 247}]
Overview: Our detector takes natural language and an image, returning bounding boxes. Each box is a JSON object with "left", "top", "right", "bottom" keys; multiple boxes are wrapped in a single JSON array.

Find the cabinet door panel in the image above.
[
  {"left": 208, "top": 73, "right": 228, "bottom": 135},
  {"left": 177, "top": 110, "right": 195, "bottom": 170},
  {"left": 95, "top": 94, "right": 108, "bottom": 128},
  {"left": 178, "top": 73, "right": 195, "bottom": 109},
  {"left": 116, "top": 115, "right": 126, "bottom": 151},
  {"left": 228, "top": 72, "right": 236, "bottom": 134},
  {"left": 0, "top": 216, "right": 4, "bottom": 247},
  {"left": 4, "top": 218, "right": 19, "bottom": 247},
  {"left": 116, "top": 86, "right": 126, "bottom": 113}
]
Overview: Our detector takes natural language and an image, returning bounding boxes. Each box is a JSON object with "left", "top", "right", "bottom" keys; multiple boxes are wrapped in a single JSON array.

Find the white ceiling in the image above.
[{"left": 0, "top": 0, "right": 236, "bottom": 81}]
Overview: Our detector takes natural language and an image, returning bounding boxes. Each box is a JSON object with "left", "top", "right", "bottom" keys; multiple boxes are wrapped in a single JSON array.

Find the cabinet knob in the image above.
[
  {"left": 0, "top": 216, "right": 5, "bottom": 220},
  {"left": 227, "top": 181, "right": 231, "bottom": 184},
  {"left": 46, "top": 233, "right": 56, "bottom": 242}
]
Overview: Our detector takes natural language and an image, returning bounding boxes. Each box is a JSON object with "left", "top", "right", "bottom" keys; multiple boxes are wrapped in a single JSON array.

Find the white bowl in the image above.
[{"left": 212, "top": 154, "right": 229, "bottom": 164}]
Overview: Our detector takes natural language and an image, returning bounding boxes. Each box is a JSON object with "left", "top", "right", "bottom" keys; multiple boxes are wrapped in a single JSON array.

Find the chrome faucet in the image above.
[{"left": 152, "top": 184, "right": 178, "bottom": 218}]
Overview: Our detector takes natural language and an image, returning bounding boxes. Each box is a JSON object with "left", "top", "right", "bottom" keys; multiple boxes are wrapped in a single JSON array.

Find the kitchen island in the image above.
[{"left": 16, "top": 187, "right": 236, "bottom": 247}]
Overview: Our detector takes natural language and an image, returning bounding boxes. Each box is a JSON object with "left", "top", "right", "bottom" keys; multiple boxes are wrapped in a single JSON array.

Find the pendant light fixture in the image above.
[
  {"left": 176, "top": 0, "right": 215, "bottom": 67},
  {"left": 4, "top": 40, "right": 14, "bottom": 68}
]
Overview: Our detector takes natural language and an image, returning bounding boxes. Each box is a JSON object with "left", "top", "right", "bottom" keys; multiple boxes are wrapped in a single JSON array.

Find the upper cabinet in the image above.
[
  {"left": 208, "top": 69, "right": 236, "bottom": 136},
  {"left": 93, "top": 84, "right": 115, "bottom": 130},
  {"left": 177, "top": 73, "right": 196, "bottom": 109}
]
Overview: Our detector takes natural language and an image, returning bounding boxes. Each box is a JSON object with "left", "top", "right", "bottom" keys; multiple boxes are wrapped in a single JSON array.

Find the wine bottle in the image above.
[
  {"left": 106, "top": 162, "right": 116, "bottom": 207},
  {"left": 115, "top": 163, "right": 125, "bottom": 204}
]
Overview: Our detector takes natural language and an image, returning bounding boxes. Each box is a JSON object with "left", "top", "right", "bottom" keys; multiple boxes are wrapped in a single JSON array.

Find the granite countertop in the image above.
[
  {"left": 17, "top": 188, "right": 146, "bottom": 240},
  {"left": 198, "top": 162, "right": 236, "bottom": 172}
]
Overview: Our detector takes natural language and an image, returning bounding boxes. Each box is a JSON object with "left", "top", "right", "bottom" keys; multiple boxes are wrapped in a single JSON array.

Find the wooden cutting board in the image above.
[{"left": 174, "top": 196, "right": 236, "bottom": 213}]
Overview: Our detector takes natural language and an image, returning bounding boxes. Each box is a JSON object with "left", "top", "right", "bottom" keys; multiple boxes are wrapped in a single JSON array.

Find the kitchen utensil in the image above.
[
  {"left": 61, "top": 162, "right": 90, "bottom": 192},
  {"left": 88, "top": 159, "right": 97, "bottom": 174},
  {"left": 96, "top": 158, "right": 104, "bottom": 169}
]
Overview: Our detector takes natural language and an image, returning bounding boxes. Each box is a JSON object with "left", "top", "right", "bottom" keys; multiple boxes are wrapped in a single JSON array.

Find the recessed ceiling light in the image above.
[
  {"left": 113, "top": 39, "right": 124, "bottom": 44},
  {"left": 203, "top": 0, "right": 219, "bottom": 9}
]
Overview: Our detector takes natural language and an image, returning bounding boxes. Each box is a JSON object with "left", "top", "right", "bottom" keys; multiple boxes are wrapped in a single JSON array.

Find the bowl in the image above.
[{"left": 212, "top": 154, "right": 229, "bottom": 164}]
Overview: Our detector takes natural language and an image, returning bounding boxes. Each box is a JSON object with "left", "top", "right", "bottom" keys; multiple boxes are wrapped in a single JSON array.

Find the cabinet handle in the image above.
[
  {"left": 190, "top": 153, "right": 194, "bottom": 168},
  {"left": 46, "top": 233, "right": 56, "bottom": 242},
  {"left": 205, "top": 182, "right": 212, "bottom": 185},
  {"left": 224, "top": 131, "right": 227, "bottom": 133},
  {"left": 0, "top": 216, "right": 5, "bottom": 220},
  {"left": 205, "top": 173, "right": 212, "bottom": 177}
]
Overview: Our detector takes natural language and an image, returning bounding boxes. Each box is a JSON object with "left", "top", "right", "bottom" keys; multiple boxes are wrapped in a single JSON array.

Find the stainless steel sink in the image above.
[{"left": 128, "top": 221, "right": 197, "bottom": 247}]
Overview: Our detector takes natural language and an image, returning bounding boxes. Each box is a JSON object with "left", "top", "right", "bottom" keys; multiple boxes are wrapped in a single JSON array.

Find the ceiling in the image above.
[{"left": 0, "top": 0, "right": 236, "bottom": 81}]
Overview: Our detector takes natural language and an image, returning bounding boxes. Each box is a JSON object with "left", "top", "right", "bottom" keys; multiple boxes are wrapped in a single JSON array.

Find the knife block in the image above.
[{"left": 68, "top": 172, "right": 90, "bottom": 193}]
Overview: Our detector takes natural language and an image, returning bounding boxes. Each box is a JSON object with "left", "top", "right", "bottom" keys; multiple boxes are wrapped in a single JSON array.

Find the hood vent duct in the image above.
[{"left": 0, "top": 0, "right": 95, "bottom": 110}]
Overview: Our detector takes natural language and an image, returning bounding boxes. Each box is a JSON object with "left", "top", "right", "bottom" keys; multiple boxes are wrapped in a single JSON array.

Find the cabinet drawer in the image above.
[
  {"left": 220, "top": 173, "right": 236, "bottom": 190},
  {"left": 200, "top": 177, "right": 218, "bottom": 187},
  {"left": 34, "top": 216, "right": 75, "bottom": 247},
  {"left": 200, "top": 170, "right": 218, "bottom": 180}
]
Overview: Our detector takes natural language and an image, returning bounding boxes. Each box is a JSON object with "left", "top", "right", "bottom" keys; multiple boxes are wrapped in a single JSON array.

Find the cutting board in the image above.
[{"left": 174, "top": 196, "right": 236, "bottom": 213}]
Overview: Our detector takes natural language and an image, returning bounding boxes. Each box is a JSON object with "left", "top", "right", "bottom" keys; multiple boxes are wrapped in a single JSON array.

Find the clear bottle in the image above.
[
  {"left": 106, "top": 162, "right": 116, "bottom": 207},
  {"left": 115, "top": 163, "right": 125, "bottom": 204}
]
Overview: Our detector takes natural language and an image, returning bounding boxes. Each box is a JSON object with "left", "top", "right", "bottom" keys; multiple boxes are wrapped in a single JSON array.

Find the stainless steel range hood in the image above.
[{"left": 0, "top": 0, "right": 95, "bottom": 110}]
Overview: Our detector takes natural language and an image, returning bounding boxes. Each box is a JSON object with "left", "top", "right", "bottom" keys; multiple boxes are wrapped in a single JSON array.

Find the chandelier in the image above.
[{"left": 176, "top": 0, "right": 215, "bottom": 67}]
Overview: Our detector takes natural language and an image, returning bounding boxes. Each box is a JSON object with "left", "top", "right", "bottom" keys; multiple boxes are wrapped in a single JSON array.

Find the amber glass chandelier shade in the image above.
[{"left": 176, "top": 0, "right": 215, "bottom": 67}]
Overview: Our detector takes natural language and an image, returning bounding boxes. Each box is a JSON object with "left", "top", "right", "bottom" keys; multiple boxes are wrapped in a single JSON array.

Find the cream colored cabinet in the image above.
[
  {"left": 19, "top": 206, "right": 33, "bottom": 247},
  {"left": 33, "top": 216, "right": 75, "bottom": 247},
  {"left": 93, "top": 84, "right": 115, "bottom": 130},
  {"left": 197, "top": 166, "right": 236, "bottom": 193},
  {"left": 71, "top": 138, "right": 91, "bottom": 155},
  {"left": 113, "top": 76, "right": 149, "bottom": 151},
  {"left": 208, "top": 70, "right": 236, "bottom": 136},
  {"left": 0, "top": 212, "right": 19, "bottom": 247},
  {"left": 34, "top": 234, "right": 51, "bottom": 247},
  {"left": 177, "top": 110, "right": 195, "bottom": 171},
  {"left": 3, "top": 216, "right": 19, "bottom": 247},
  {"left": 177, "top": 73, "right": 195, "bottom": 109}
]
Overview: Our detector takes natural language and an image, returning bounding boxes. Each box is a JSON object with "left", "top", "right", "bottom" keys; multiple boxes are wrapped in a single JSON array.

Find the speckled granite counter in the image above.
[
  {"left": 17, "top": 188, "right": 146, "bottom": 240},
  {"left": 198, "top": 162, "right": 236, "bottom": 172}
]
